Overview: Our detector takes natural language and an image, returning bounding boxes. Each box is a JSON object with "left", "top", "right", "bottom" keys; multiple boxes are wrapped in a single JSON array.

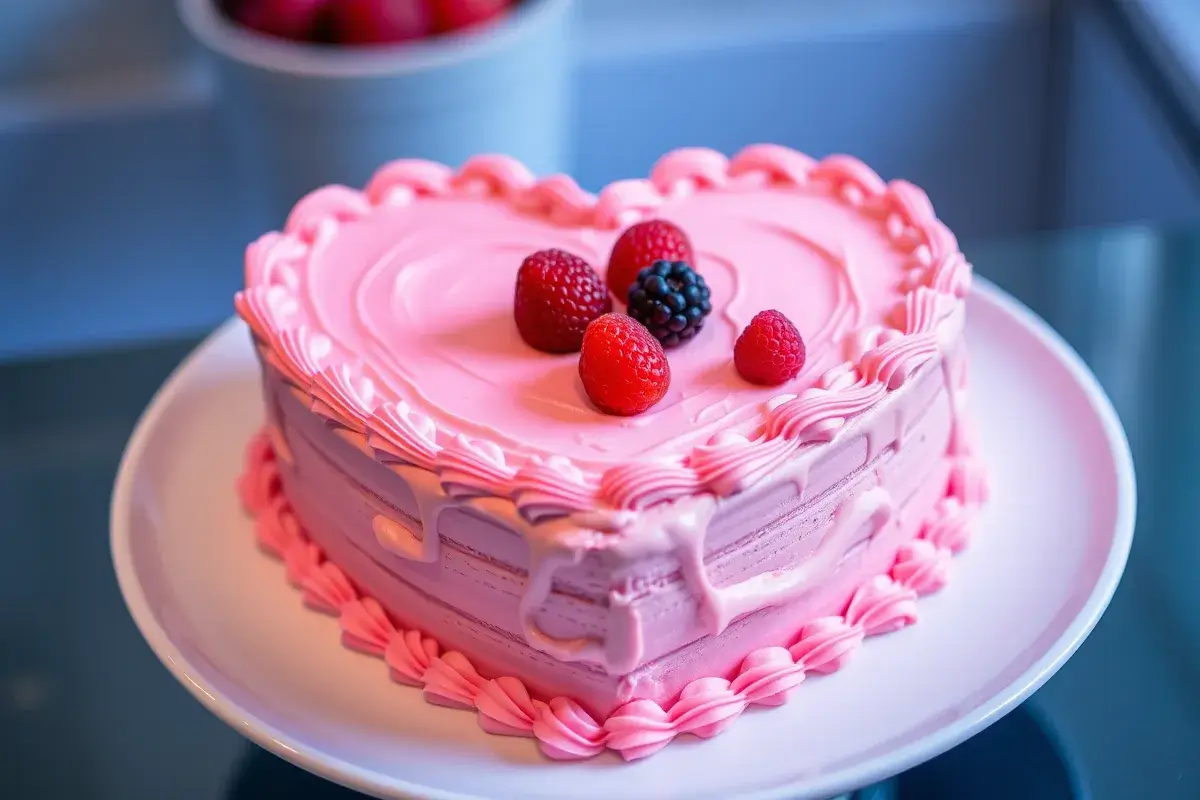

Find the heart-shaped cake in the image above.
[{"left": 235, "top": 145, "right": 987, "bottom": 761}]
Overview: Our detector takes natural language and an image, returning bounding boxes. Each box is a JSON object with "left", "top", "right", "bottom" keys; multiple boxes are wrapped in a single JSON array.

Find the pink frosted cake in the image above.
[{"left": 235, "top": 145, "right": 987, "bottom": 761}]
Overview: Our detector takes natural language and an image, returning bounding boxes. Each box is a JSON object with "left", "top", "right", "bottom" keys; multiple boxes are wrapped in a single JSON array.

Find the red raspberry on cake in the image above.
[
  {"left": 734, "top": 309, "right": 806, "bottom": 386},
  {"left": 514, "top": 249, "right": 612, "bottom": 354},
  {"left": 606, "top": 220, "right": 695, "bottom": 300},
  {"left": 579, "top": 314, "right": 670, "bottom": 416}
]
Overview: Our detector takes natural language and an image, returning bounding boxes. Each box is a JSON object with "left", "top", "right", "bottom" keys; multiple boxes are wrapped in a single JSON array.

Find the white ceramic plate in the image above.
[{"left": 111, "top": 280, "right": 1134, "bottom": 800}]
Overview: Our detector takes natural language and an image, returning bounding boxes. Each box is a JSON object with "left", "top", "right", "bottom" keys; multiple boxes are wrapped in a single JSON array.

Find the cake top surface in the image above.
[{"left": 237, "top": 146, "right": 970, "bottom": 516}]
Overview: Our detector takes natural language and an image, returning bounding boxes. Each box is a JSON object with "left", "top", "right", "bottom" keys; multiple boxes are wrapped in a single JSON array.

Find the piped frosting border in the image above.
[
  {"left": 234, "top": 145, "right": 974, "bottom": 520},
  {"left": 238, "top": 426, "right": 988, "bottom": 762}
]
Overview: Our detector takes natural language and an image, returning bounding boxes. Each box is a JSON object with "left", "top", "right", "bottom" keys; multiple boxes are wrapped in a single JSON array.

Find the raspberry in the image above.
[
  {"left": 627, "top": 260, "right": 711, "bottom": 348},
  {"left": 606, "top": 220, "right": 694, "bottom": 299},
  {"left": 514, "top": 249, "right": 612, "bottom": 354},
  {"left": 734, "top": 310, "right": 806, "bottom": 386},
  {"left": 429, "top": 0, "right": 509, "bottom": 33},
  {"left": 330, "top": 0, "right": 433, "bottom": 44},
  {"left": 579, "top": 314, "right": 670, "bottom": 416},
  {"left": 228, "top": 0, "right": 328, "bottom": 41}
]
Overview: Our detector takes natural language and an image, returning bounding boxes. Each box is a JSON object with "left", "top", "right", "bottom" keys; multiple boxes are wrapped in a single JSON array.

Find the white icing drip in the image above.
[
  {"left": 668, "top": 486, "right": 894, "bottom": 635},
  {"left": 371, "top": 466, "right": 449, "bottom": 563},
  {"left": 943, "top": 350, "right": 969, "bottom": 458},
  {"left": 864, "top": 395, "right": 910, "bottom": 464},
  {"left": 518, "top": 540, "right": 609, "bottom": 665}
]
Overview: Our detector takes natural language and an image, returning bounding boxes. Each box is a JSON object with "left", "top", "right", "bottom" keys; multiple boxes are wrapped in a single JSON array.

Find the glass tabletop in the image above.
[{"left": 2, "top": 223, "right": 1197, "bottom": 799}]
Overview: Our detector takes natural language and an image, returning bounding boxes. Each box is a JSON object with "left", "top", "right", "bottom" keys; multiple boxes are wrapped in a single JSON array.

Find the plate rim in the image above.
[{"left": 110, "top": 277, "right": 1136, "bottom": 800}]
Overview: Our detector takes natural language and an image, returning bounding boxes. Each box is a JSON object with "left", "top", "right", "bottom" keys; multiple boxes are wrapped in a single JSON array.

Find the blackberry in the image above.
[{"left": 626, "top": 260, "right": 712, "bottom": 347}]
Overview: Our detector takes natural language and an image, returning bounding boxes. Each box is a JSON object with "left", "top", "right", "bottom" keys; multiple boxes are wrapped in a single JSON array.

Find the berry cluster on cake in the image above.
[{"left": 234, "top": 145, "right": 988, "bottom": 761}]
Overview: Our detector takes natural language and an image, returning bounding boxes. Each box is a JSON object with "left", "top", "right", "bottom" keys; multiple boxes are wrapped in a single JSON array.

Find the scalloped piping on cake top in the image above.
[
  {"left": 234, "top": 145, "right": 972, "bottom": 520},
  {"left": 238, "top": 428, "right": 987, "bottom": 761}
]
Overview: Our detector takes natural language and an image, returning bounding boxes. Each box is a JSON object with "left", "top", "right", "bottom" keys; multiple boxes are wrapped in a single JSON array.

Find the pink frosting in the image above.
[
  {"left": 367, "top": 401, "right": 441, "bottom": 471},
  {"left": 236, "top": 146, "right": 971, "bottom": 519},
  {"left": 239, "top": 428, "right": 986, "bottom": 761}
]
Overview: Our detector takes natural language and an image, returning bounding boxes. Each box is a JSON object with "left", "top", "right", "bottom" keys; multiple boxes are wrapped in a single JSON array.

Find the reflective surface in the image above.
[{"left": 2, "top": 224, "right": 1199, "bottom": 799}]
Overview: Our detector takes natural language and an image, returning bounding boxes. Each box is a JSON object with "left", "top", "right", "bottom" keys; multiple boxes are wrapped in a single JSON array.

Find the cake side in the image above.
[
  {"left": 238, "top": 406, "right": 986, "bottom": 761},
  {"left": 258, "top": 331, "right": 963, "bottom": 714}
]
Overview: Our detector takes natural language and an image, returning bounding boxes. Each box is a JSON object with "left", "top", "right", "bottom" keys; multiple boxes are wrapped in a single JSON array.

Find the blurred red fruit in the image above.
[
  {"left": 229, "top": 0, "right": 328, "bottom": 41},
  {"left": 429, "top": 0, "right": 509, "bottom": 33},
  {"left": 331, "top": 0, "right": 434, "bottom": 44}
]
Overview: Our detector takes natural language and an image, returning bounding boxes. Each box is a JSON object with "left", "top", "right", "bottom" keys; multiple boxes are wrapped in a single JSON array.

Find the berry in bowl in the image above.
[{"left": 218, "top": 0, "right": 514, "bottom": 44}]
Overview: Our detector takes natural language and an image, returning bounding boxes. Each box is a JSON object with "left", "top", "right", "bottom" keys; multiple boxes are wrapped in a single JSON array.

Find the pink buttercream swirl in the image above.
[
  {"left": 810, "top": 154, "right": 888, "bottom": 207},
  {"left": 859, "top": 331, "right": 940, "bottom": 390},
  {"left": 887, "top": 181, "right": 936, "bottom": 228},
  {"left": 367, "top": 401, "right": 441, "bottom": 471},
  {"left": 235, "top": 285, "right": 297, "bottom": 344},
  {"left": 728, "top": 144, "right": 816, "bottom": 185},
  {"left": 254, "top": 495, "right": 294, "bottom": 556},
  {"left": 594, "top": 179, "right": 664, "bottom": 228},
  {"left": 598, "top": 458, "right": 702, "bottom": 510},
  {"left": 436, "top": 435, "right": 516, "bottom": 499},
  {"left": 516, "top": 175, "right": 597, "bottom": 226},
  {"left": 921, "top": 496, "right": 975, "bottom": 554},
  {"left": 237, "top": 430, "right": 278, "bottom": 514},
  {"left": 898, "top": 287, "right": 959, "bottom": 335},
  {"left": 422, "top": 651, "right": 486, "bottom": 709},
  {"left": 843, "top": 575, "right": 918, "bottom": 635},
  {"left": 666, "top": 678, "right": 746, "bottom": 739},
  {"left": 602, "top": 700, "right": 675, "bottom": 760},
  {"left": 244, "top": 231, "right": 307, "bottom": 289},
  {"left": 385, "top": 629, "right": 439, "bottom": 686},
  {"left": 891, "top": 539, "right": 952, "bottom": 595},
  {"left": 238, "top": 145, "right": 974, "bottom": 512},
  {"left": 650, "top": 148, "right": 730, "bottom": 194},
  {"left": 301, "top": 559, "right": 358, "bottom": 614},
  {"left": 365, "top": 159, "right": 454, "bottom": 206},
  {"left": 768, "top": 363, "right": 888, "bottom": 443},
  {"left": 452, "top": 155, "right": 536, "bottom": 199},
  {"left": 282, "top": 538, "right": 319, "bottom": 586},
  {"left": 511, "top": 456, "right": 599, "bottom": 523},
  {"left": 949, "top": 456, "right": 990, "bottom": 507},
  {"left": 310, "top": 364, "right": 376, "bottom": 432},
  {"left": 238, "top": 431, "right": 985, "bottom": 762},
  {"left": 533, "top": 697, "right": 607, "bottom": 760},
  {"left": 285, "top": 185, "right": 373, "bottom": 242},
  {"left": 691, "top": 432, "right": 798, "bottom": 497},
  {"left": 788, "top": 616, "right": 865, "bottom": 674},
  {"left": 475, "top": 676, "right": 540, "bottom": 736},
  {"left": 339, "top": 597, "right": 395, "bottom": 655},
  {"left": 728, "top": 647, "right": 806, "bottom": 706},
  {"left": 267, "top": 325, "right": 331, "bottom": 388}
]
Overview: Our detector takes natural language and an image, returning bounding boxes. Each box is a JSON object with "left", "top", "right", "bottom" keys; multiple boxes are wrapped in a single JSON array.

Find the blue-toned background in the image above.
[{"left": 2, "top": 0, "right": 1199, "bottom": 361}]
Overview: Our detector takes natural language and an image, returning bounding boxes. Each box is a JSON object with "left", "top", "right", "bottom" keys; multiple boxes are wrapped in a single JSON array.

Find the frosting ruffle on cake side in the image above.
[{"left": 237, "top": 426, "right": 988, "bottom": 761}]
